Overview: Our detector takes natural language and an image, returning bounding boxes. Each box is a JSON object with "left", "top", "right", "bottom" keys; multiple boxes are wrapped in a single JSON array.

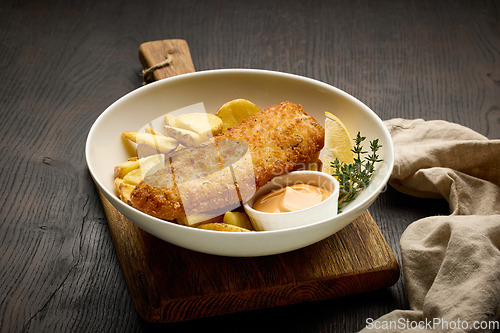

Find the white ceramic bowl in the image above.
[
  {"left": 85, "top": 69, "right": 394, "bottom": 257},
  {"left": 244, "top": 171, "right": 339, "bottom": 231}
]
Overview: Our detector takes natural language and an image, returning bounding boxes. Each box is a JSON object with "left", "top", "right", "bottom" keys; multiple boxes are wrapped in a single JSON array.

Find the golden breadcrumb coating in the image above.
[{"left": 130, "top": 101, "right": 324, "bottom": 220}]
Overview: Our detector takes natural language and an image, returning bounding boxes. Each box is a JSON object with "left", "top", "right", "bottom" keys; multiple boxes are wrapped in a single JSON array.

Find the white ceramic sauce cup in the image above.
[{"left": 244, "top": 171, "right": 340, "bottom": 231}]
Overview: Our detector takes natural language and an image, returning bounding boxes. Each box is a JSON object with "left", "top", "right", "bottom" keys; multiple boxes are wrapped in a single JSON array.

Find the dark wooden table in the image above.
[{"left": 1, "top": 0, "right": 499, "bottom": 332}]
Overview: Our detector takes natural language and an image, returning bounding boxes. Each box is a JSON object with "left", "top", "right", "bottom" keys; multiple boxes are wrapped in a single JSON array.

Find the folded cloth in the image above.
[{"left": 360, "top": 119, "right": 500, "bottom": 333}]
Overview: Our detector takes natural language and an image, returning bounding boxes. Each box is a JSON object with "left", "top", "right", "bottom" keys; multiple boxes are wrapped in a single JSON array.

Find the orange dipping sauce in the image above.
[{"left": 252, "top": 184, "right": 332, "bottom": 213}]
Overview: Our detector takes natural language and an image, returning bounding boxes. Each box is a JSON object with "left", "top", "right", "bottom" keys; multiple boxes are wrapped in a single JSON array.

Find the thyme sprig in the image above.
[{"left": 331, "top": 132, "right": 383, "bottom": 211}]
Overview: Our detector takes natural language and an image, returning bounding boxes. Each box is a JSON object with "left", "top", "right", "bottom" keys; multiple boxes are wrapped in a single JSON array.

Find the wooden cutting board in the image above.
[{"left": 98, "top": 39, "right": 399, "bottom": 323}]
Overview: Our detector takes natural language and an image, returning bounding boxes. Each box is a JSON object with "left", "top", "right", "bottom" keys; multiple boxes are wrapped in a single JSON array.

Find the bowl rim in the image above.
[{"left": 85, "top": 68, "right": 394, "bottom": 237}]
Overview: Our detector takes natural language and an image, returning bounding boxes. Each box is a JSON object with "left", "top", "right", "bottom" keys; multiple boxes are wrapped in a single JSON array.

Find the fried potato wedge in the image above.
[
  {"left": 136, "top": 142, "right": 161, "bottom": 159},
  {"left": 175, "top": 113, "right": 223, "bottom": 138},
  {"left": 223, "top": 211, "right": 254, "bottom": 230},
  {"left": 215, "top": 99, "right": 261, "bottom": 132},
  {"left": 122, "top": 131, "right": 178, "bottom": 154},
  {"left": 144, "top": 126, "right": 163, "bottom": 136},
  {"left": 121, "top": 153, "right": 165, "bottom": 185},
  {"left": 114, "top": 177, "right": 124, "bottom": 193},
  {"left": 122, "top": 168, "right": 143, "bottom": 186},
  {"left": 176, "top": 213, "right": 224, "bottom": 226},
  {"left": 138, "top": 153, "right": 165, "bottom": 175},
  {"left": 164, "top": 125, "right": 206, "bottom": 147},
  {"left": 165, "top": 113, "right": 223, "bottom": 138},
  {"left": 114, "top": 154, "right": 165, "bottom": 205},
  {"left": 114, "top": 160, "right": 140, "bottom": 178},
  {"left": 196, "top": 222, "right": 252, "bottom": 232},
  {"left": 164, "top": 113, "right": 179, "bottom": 127}
]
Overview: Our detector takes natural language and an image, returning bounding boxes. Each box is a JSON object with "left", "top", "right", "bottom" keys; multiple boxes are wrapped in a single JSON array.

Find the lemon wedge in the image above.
[{"left": 321, "top": 112, "right": 355, "bottom": 176}]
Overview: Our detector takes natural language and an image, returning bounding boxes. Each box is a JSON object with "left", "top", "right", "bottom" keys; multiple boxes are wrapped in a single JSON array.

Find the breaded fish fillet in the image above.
[
  {"left": 130, "top": 101, "right": 324, "bottom": 221},
  {"left": 221, "top": 101, "right": 324, "bottom": 188}
]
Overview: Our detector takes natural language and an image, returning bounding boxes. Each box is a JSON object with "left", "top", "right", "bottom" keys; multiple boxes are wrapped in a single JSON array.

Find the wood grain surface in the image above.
[{"left": 1, "top": 0, "right": 499, "bottom": 332}]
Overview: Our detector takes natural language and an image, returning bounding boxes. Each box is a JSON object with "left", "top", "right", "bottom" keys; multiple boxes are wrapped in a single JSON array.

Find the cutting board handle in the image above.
[{"left": 139, "top": 39, "right": 195, "bottom": 83}]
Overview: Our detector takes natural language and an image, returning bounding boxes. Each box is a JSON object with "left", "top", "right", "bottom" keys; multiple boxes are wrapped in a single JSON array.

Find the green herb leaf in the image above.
[{"left": 331, "top": 132, "right": 382, "bottom": 212}]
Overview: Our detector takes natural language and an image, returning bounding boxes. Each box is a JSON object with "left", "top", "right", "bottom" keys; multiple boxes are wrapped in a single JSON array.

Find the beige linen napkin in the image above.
[{"left": 360, "top": 119, "right": 500, "bottom": 333}]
